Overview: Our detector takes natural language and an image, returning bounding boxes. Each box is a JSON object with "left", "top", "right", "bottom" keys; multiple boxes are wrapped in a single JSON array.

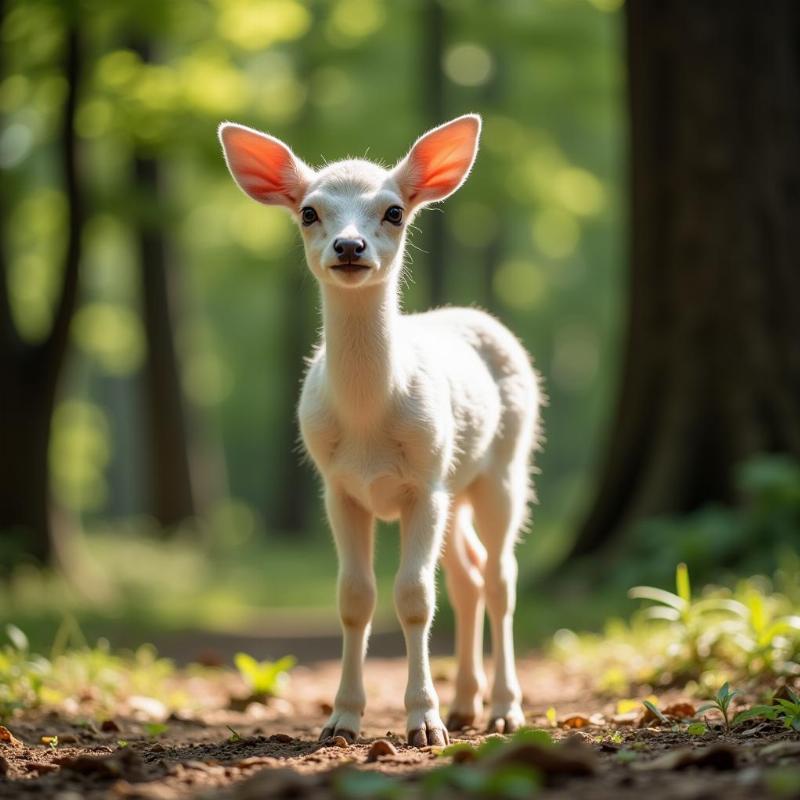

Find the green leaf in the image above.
[
  {"left": 6, "top": 625, "right": 29, "bottom": 652},
  {"left": 687, "top": 722, "right": 707, "bottom": 736},
  {"left": 628, "top": 586, "right": 686, "bottom": 611},
  {"left": 440, "top": 742, "right": 475, "bottom": 759},
  {"left": 145, "top": 722, "right": 167, "bottom": 737},
  {"left": 511, "top": 728, "right": 553, "bottom": 747},
  {"left": 642, "top": 700, "right": 668, "bottom": 724},
  {"left": 676, "top": 563, "right": 691, "bottom": 605},
  {"left": 733, "top": 706, "right": 777, "bottom": 725}
]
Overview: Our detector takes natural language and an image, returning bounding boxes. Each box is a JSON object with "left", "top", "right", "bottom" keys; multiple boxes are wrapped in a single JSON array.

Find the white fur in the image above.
[{"left": 219, "top": 115, "right": 542, "bottom": 744}]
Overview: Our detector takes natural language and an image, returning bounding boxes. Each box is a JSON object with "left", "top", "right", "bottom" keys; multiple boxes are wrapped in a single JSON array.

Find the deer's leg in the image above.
[
  {"left": 441, "top": 503, "right": 487, "bottom": 731},
  {"left": 470, "top": 467, "right": 527, "bottom": 734},
  {"left": 320, "top": 486, "right": 376, "bottom": 743},
  {"left": 396, "top": 487, "right": 450, "bottom": 747}
]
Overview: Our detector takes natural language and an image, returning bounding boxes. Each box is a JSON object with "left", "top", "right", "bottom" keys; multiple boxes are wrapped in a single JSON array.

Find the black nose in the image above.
[{"left": 333, "top": 238, "right": 366, "bottom": 262}]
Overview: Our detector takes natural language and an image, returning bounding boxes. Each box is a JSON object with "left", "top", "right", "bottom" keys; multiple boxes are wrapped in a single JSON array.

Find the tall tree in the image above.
[
  {"left": 131, "top": 39, "right": 196, "bottom": 528},
  {"left": 571, "top": 0, "right": 800, "bottom": 558},
  {"left": 0, "top": 13, "right": 85, "bottom": 566}
]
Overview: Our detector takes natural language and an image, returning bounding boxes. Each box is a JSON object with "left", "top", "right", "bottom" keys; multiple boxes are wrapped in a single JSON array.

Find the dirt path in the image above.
[{"left": 0, "top": 656, "right": 797, "bottom": 799}]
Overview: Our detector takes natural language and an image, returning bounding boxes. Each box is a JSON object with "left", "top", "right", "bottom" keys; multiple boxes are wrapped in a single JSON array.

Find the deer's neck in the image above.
[{"left": 320, "top": 278, "right": 401, "bottom": 428}]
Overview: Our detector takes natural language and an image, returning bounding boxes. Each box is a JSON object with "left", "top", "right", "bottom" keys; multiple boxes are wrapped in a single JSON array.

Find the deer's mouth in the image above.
[{"left": 330, "top": 262, "right": 371, "bottom": 273}]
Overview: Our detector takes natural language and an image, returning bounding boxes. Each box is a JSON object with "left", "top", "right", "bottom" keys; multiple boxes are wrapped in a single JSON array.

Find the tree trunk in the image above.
[
  {"left": 0, "top": 20, "right": 84, "bottom": 567},
  {"left": 134, "top": 150, "right": 197, "bottom": 529},
  {"left": 570, "top": 0, "right": 800, "bottom": 559}
]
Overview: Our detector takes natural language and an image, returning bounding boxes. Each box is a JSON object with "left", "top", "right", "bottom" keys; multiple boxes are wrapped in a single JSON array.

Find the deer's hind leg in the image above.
[{"left": 441, "top": 501, "right": 487, "bottom": 731}]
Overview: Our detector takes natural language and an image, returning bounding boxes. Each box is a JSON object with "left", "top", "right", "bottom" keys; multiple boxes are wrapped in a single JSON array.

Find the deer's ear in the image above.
[
  {"left": 218, "top": 123, "right": 313, "bottom": 208},
  {"left": 393, "top": 114, "right": 481, "bottom": 208}
]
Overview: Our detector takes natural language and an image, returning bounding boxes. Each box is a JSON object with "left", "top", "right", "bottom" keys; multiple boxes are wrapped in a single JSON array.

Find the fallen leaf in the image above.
[
  {"left": 366, "top": 738, "right": 398, "bottom": 762},
  {"left": 560, "top": 714, "right": 591, "bottom": 729},
  {"left": 617, "top": 699, "right": 640, "bottom": 715},
  {"left": 0, "top": 726, "right": 23, "bottom": 749},
  {"left": 612, "top": 711, "right": 640, "bottom": 726},
  {"left": 128, "top": 696, "right": 167, "bottom": 721},
  {"left": 663, "top": 702, "right": 696, "bottom": 719}
]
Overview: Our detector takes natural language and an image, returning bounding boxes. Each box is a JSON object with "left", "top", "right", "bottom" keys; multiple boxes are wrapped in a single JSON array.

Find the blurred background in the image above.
[{"left": 1, "top": 0, "right": 797, "bottom": 659}]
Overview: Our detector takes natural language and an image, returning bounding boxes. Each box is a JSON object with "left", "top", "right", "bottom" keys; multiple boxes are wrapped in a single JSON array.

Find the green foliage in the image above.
[
  {"left": 233, "top": 652, "right": 295, "bottom": 697},
  {"left": 551, "top": 563, "right": 800, "bottom": 691},
  {"left": 733, "top": 688, "right": 800, "bottom": 733},
  {"left": 686, "top": 722, "right": 707, "bottom": 736},
  {"left": 226, "top": 725, "right": 241, "bottom": 742},
  {"left": 0, "top": 623, "right": 178, "bottom": 717},
  {"left": 696, "top": 682, "right": 738, "bottom": 732}
]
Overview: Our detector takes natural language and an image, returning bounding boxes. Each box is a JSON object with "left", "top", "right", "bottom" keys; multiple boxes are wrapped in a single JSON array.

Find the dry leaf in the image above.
[
  {"left": 612, "top": 711, "right": 640, "bottom": 726},
  {"left": 366, "top": 739, "right": 398, "bottom": 762},
  {"left": 0, "top": 726, "right": 23, "bottom": 749},
  {"left": 663, "top": 702, "right": 696, "bottom": 719},
  {"left": 560, "top": 714, "right": 591, "bottom": 729}
]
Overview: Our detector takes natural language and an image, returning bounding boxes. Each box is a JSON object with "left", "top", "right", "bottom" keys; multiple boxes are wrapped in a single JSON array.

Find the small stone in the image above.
[
  {"left": 100, "top": 720, "right": 121, "bottom": 733},
  {"left": 269, "top": 733, "right": 293, "bottom": 743},
  {"left": 332, "top": 735, "right": 349, "bottom": 748}
]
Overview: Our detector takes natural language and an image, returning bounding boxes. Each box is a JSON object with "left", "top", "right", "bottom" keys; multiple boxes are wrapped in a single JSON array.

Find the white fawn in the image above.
[{"left": 219, "top": 114, "right": 541, "bottom": 747}]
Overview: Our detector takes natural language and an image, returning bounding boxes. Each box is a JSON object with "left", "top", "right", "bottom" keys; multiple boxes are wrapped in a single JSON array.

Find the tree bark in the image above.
[
  {"left": 125, "top": 39, "right": 196, "bottom": 529},
  {"left": 134, "top": 153, "right": 197, "bottom": 528},
  {"left": 0, "top": 20, "right": 85, "bottom": 567},
  {"left": 570, "top": 0, "right": 800, "bottom": 559}
]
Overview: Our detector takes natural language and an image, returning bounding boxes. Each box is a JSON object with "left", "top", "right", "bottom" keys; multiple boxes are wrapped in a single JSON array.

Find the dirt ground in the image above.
[{"left": 1, "top": 656, "right": 798, "bottom": 799}]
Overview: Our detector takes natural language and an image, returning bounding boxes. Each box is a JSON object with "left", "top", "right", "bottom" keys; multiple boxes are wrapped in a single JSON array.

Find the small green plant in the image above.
[
  {"left": 629, "top": 564, "right": 743, "bottom": 676},
  {"left": 145, "top": 722, "right": 167, "bottom": 738},
  {"left": 697, "top": 682, "right": 738, "bottom": 732},
  {"left": 117, "top": 739, "right": 129, "bottom": 748},
  {"left": 734, "top": 688, "right": 800, "bottom": 732},
  {"left": 226, "top": 724, "right": 241, "bottom": 742},
  {"left": 687, "top": 722, "right": 708, "bottom": 736},
  {"left": 641, "top": 699, "right": 669, "bottom": 725},
  {"left": 234, "top": 653, "right": 295, "bottom": 698}
]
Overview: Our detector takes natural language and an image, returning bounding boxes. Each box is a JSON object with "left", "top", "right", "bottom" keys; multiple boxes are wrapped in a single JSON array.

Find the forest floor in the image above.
[{"left": 1, "top": 654, "right": 798, "bottom": 800}]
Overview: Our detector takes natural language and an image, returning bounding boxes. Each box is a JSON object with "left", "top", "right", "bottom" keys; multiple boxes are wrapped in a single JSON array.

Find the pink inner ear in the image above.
[
  {"left": 222, "top": 126, "right": 299, "bottom": 205},
  {"left": 407, "top": 117, "right": 479, "bottom": 203}
]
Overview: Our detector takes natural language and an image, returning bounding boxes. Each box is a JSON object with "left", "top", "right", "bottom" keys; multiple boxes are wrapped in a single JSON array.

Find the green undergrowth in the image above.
[
  {"left": 0, "top": 621, "right": 181, "bottom": 720},
  {"left": 551, "top": 562, "right": 800, "bottom": 696}
]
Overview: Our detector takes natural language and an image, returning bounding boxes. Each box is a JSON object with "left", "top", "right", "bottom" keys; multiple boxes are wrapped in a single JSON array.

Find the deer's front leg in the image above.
[
  {"left": 396, "top": 487, "right": 450, "bottom": 747},
  {"left": 320, "top": 486, "right": 376, "bottom": 743}
]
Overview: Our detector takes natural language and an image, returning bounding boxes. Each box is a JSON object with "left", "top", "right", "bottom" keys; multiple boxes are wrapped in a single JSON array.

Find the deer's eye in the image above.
[
  {"left": 384, "top": 206, "right": 403, "bottom": 225},
  {"left": 301, "top": 207, "right": 319, "bottom": 226}
]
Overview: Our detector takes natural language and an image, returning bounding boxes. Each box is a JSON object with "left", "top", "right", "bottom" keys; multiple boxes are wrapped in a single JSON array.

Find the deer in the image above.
[{"left": 219, "top": 114, "right": 542, "bottom": 747}]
